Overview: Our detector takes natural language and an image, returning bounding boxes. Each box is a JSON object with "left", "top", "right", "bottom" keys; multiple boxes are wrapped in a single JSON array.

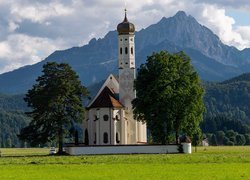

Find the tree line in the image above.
[
  {"left": 201, "top": 115, "right": 250, "bottom": 146},
  {"left": 1, "top": 52, "right": 250, "bottom": 148}
]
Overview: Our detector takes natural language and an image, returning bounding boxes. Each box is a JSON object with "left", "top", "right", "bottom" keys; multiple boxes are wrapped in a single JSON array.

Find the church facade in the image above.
[{"left": 83, "top": 11, "right": 147, "bottom": 145}]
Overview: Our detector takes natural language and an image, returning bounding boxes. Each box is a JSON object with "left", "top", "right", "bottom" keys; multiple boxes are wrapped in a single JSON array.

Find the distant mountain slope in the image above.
[
  {"left": 204, "top": 73, "right": 250, "bottom": 124},
  {"left": 1, "top": 11, "right": 250, "bottom": 94},
  {"left": 221, "top": 73, "right": 250, "bottom": 84}
]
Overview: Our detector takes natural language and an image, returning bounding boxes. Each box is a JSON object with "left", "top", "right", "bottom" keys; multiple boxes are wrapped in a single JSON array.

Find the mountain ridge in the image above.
[{"left": 1, "top": 11, "right": 250, "bottom": 94}]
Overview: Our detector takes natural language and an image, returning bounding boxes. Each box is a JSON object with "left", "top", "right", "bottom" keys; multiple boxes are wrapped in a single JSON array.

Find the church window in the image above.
[
  {"left": 103, "top": 115, "right": 109, "bottom": 121},
  {"left": 125, "top": 47, "right": 128, "bottom": 54},
  {"left": 120, "top": 39, "right": 122, "bottom": 41},
  {"left": 131, "top": 47, "right": 133, "bottom": 55},
  {"left": 103, "top": 132, "right": 108, "bottom": 144},
  {"left": 85, "top": 129, "right": 89, "bottom": 145},
  {"left": 116, "top": 132, "right": 120, "bottom": 143},
  {"left": 94, "top": 132, "right": 96, "bottom": 144},
  {"left": 130, "top": 38, "right": 133, "bottom": 41},
  {"left": 120, "top": 48, "right": 122, "bottom": 54},
  {"left": 125, "top": 38, "right": 128, "bottom": 41}
]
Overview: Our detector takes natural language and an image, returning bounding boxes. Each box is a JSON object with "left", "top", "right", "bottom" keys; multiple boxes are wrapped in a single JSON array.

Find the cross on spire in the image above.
[{"left": 124, "top": 8, "right": 128, "bottom": 22}]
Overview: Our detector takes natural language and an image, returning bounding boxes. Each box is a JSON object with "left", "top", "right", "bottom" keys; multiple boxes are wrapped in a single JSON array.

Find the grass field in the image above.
[{"left": 0, "top": 146, "right": 249, "bottom": 179}]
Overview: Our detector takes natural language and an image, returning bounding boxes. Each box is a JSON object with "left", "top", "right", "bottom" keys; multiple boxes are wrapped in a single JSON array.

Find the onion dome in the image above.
[{"left": 117, "top": 9, "right": 135, "bottom": 35}]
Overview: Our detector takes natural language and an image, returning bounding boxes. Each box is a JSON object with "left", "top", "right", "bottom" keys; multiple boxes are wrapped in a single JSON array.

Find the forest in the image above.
[{"left": 1, "top": 73, "right": 250, "bottom": 147}]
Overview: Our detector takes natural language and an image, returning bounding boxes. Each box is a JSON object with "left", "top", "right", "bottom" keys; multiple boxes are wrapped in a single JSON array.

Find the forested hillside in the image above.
[
  {"left": 0, "top": 93, "right": 30, "bottom": 147},
  {"left": 1, "top": 73, "right": 250, "bottom": 147},
  {"left": 202, "top": 73, "right": 250, "bottom": 145},
  {"left": 204, "top": 73, "right": 250, "bottom": 124}
]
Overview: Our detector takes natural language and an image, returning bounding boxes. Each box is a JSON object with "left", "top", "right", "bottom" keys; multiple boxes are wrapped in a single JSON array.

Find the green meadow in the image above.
[{"left": 0, "top": 146, "right": 249, "bottom": 179}]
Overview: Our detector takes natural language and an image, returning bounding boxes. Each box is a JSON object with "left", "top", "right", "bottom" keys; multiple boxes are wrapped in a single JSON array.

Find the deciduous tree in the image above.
[{"left": 133, "top": 51, "right": 205, "bottom": 144}]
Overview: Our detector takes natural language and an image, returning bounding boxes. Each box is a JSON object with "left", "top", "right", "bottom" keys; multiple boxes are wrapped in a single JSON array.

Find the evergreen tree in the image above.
[
  {"left": 210, "top": 134, "right": 218, "bottom": 146},
  {"left": 18, "top": 62, "right": 88, "bottom": 154}
]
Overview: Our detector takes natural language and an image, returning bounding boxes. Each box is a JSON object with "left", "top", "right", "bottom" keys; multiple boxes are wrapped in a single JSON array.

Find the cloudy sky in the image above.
[{"left": 0, "top": 0, "right": 250, "bottom": 74}]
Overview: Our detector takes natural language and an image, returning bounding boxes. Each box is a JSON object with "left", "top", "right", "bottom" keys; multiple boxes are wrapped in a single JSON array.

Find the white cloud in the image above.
[
  {"left": 0, "top": 0, "right": 250, "bottom": 74},
  {"left": 10, "top": 1, "right": 74, "bottom": 24},
  {"left": 192, "top": 5, "right": 248, "bottom": 49},
  {"left": 0, "top": 34, "right": 66, "bottom": 73}
]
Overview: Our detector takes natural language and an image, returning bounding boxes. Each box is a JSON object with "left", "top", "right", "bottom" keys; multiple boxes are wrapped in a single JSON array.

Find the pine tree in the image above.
[{"left": 18, "top": 62, "right": 88, "bottom": 154}]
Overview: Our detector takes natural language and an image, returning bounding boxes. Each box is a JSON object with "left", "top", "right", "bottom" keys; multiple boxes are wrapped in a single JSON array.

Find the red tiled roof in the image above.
[{"left": 88, "top": 86, "right": 123, "bottom": 109}]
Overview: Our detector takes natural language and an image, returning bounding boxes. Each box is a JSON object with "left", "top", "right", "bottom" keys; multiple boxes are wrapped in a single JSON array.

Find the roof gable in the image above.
[
  {"left": 88, "top": 86, "right": 123, "bottom": 109},
  {"left": 87, "top": 74, "right": 121, "bottom": 109}
]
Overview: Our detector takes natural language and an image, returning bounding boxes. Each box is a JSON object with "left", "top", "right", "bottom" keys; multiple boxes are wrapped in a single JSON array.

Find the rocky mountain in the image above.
[{"left": 1, "top": 11, "right": 250, "bottom": 94}]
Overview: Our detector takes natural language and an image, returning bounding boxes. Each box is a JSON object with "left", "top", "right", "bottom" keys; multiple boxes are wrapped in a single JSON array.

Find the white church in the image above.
[{"left": 83, "top": 10, "right": 147, "bottom": 145}]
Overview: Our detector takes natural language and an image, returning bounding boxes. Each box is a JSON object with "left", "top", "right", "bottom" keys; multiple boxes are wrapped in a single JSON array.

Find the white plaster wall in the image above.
[
  {"left": 97, "top": 108, "right": 112, "bottom": 145},
  {"left": 118, "top": 34, "right": 135, "bottom": 69},
  {"left": 65, "top": 145, "right": 182, "bottom": 155}
]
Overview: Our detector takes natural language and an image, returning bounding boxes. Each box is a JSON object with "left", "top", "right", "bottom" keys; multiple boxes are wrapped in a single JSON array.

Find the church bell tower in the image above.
[
  {"left": 117, "top": 10, "right": 143, "bottom": 144},
  {"left": 117, "top": 9, "right": 136, "bottom": 108}
]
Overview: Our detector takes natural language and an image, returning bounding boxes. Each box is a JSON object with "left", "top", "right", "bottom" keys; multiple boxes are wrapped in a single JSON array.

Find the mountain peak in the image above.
[
  {"left": 159, "top": 11, "right": 191, "bottom": 24},
  {"left": 175, "top": 11, "right": 187, "bottom": 18}
]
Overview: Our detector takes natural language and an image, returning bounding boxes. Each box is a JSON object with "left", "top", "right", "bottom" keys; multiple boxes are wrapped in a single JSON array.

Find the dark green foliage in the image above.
[
  {"left": 192, "top": 131, "right": 202, "bottom": 152},
  {"left": 215, "top": 131, "right": 225, "bottom": 145},
  {"left": 201, "top": 116, "right": 249, "bottom": 134},
  {"left": 204, "top": 75, "right": 250, "bottom": 124},
  {"left": 18, "top": 62, "right": 88, "bottom": 154},
  {"left": 235, "top": 134, "right": 246, "bottom": 145},
  {"left": 0, "top": 93, "right": 30, "bottom": 147},
  {"left": 244, "top": 134, "right": 250, "bottom": 145},
  {"left": 201, "top": 116, "right": 250, "bottom": 146},
  {"left": 133, "top": 51, "right": 205, "bottom": 144},
  {"left": 210, "top": 134, "right": 218, "bottom": 146},
  {"left": 0, "top": 110, "right": 30, "bottom": 147}
]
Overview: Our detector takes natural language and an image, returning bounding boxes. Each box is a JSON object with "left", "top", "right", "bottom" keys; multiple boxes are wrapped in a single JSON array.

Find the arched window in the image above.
[
  {"left": 120, "top": 48, "right": 122, "bottom": 54},
  {"left": 103, "top": 132, "right": 108, "bottom": 144},
  {"left": 94, "top": 132, "right": 96, "bottom": 144},
  {"left": 115, "top": 115, "right": 120, "bottom": 121},
  {"left": 116, "top": 132, "right": 120, "bottom": 143},
  {"left": 103, "top": 115, "right": 109, "bottom": 121},
  {"left": 131, "top": 47, "right": 133, "bottom": 55},
  {"left": 84, "top": 129, "right": 89, "bottom": 145},
  {"left": 125, "top": 47, "right": 128, "bottom": 54}
]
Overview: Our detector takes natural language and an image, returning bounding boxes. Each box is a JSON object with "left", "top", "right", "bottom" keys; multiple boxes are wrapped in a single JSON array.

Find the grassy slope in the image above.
[{"left": 0, "top": 146, "right": 249, "bottom": 179}]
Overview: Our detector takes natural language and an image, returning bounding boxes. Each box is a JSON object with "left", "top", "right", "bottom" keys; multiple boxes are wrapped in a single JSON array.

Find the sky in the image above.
[{"left": 0, "top": 0, "right": 250, "bottom": 74}]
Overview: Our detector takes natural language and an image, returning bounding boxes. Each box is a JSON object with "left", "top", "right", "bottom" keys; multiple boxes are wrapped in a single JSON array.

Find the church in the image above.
[{"left": 83, "top": 10, "right": 147, "bottom": 145}]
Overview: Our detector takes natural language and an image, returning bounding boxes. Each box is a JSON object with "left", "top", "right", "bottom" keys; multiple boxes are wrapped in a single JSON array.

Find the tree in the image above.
[
  {"left": 215, "top": 131, "right": 225, "bottom": 145},
  {"left": 18, "top": 62, "right": 88, "bottom": 154},
  {"left": 210, "top": 134, "right": 218, "bottom": 146},
  {"left": 245, "top": 134, "right": 250, "bottom": 145},
  {"left": 235, "top": 134, "right": 246, "bottom": 145},
  {"left": 192, "top": 130, "right": 202, "bottom": 152},
  {"left": 133, "top": 51, "right": 205, "bottom": 144}
]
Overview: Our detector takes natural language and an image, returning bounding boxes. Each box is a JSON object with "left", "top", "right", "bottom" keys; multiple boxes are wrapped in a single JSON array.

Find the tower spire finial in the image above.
[{"left": 123, "top": 8, "right": 128, "bottom": 22}]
